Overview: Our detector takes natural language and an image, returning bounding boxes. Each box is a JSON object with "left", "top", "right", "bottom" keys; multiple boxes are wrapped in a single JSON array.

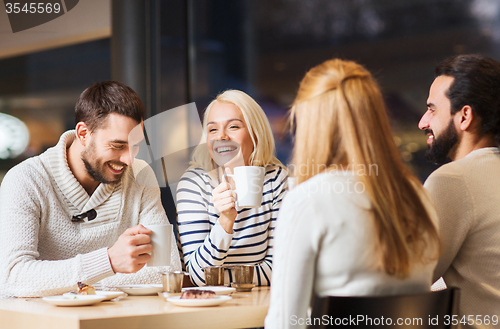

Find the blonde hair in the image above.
[
  {"left": 190, "top": 89, "right": 284, "bottom": 171},
  {"left": 291, "top": 58, "right": 440, "bottom": 278}
]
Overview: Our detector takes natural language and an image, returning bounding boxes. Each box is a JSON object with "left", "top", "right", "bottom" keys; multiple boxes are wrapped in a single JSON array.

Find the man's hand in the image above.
[{"left": 108, "top": 225, "right": 153, "bottom": 273}]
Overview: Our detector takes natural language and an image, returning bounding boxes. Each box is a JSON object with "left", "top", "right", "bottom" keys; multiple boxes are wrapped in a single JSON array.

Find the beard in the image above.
[
  {"left": 424, "top": 119, "right": 458, "bottom": 164},
  {"left": 81, "top": 141, "right": 126, "bottom": 184}
]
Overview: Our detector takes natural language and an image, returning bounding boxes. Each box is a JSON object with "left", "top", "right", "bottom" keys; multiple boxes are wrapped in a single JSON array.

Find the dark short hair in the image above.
[
  {"left": 75, "top": 81, "right": 145, "bottom": 131},
  {"left": 435, "top": 54, "right": 500, "bottom": 145}
]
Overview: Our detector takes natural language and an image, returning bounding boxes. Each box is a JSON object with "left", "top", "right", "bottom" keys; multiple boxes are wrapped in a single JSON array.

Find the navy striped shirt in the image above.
[{"left": 176, "top": 166, "right": 288, "bottom": 286}]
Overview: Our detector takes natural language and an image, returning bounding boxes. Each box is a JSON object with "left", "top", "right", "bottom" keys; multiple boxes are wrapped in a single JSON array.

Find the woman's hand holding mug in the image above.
[{"left": 213, "top": 172, "right": 237, "bottom": 234}]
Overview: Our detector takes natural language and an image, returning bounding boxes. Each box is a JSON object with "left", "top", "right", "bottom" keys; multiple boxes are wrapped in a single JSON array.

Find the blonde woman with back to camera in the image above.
[
  {"left": 265, "top": 59, "right": 441, "bottom": 328},
  {"left": 176, "top": 90, "right": 288, "bottom": 287}
]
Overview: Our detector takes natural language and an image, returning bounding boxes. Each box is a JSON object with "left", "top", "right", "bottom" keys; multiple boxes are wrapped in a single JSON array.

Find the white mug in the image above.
[
  {"left": 227, "top": 166, "right": 265, "bottom": 208},
  {"left": 144, "top": 224, "right": 172, "bottom": 267}
]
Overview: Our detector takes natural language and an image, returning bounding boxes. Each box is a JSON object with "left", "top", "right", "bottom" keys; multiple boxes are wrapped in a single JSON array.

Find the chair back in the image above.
[{"left": 308, "top": 288, "right": 460, "bottom": 329}]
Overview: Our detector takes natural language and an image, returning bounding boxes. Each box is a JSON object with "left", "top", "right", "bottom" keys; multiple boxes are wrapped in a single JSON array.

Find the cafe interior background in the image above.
[{"left": 1, "top": 0, "right": 499, "bottom": 224}]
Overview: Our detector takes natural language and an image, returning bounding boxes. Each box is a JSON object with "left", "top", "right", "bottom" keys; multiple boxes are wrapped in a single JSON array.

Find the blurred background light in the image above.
[{"left": 0, "top": 113, "right": 30, "bottom": 159}]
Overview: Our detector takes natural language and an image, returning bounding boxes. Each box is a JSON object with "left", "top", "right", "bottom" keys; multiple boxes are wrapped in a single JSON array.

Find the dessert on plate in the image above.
[
  {"left": 180, "top": 289, "right": 216, "bottom": 299},
  {"left": 77, "top": 282, "right": 96, "bottom": 295}
]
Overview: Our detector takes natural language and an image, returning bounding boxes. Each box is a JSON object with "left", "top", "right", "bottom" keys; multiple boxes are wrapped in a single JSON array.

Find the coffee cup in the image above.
[
  {"left": 161, "top": 271, "right": 184, "bottom": 293},
  {"left": 143, "top": 224, "right": 172, "bottom": 267},
  {"left": 227, "top": 166, "right": 265, "bottom": 208},
  {"left": 230, "top": 264, "right": 255, "bottom": 292},
  {"left": 204, "top": 265, "right": 225, "bottom": 286},
  {"left": 233, "top": 264, "right": 254, "bottom": 284}
]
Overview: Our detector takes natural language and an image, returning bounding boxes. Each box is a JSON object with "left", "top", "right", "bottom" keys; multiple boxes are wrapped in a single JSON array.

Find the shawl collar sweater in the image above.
[{"left": 0, "top": 131, "right": 181, "bottom": 297}]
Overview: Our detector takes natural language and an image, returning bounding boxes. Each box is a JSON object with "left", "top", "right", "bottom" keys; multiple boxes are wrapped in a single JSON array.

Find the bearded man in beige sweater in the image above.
[
  {"left": 419, "top": 54, "right": 500, "bottom": 329},
  {"left": 0, "top": 81, "right": 180, "bottom": 297}
]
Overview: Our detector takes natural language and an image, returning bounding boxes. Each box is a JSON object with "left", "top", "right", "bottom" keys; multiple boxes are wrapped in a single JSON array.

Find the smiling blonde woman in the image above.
[{"left": 176, "top": 90, "right": 288, "bottom": 287}]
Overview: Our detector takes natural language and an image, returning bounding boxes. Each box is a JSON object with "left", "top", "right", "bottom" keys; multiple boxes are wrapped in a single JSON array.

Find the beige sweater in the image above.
[
  {"left": 0, "top": 131, "right": 181, "bottom": 297},
  {"left": 425, "top": 147, "right": 500, "bottom": 329}
]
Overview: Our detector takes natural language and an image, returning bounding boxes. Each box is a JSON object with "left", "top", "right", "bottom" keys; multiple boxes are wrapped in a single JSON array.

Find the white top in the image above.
[
  {"left": 0, "top": 131, "right": 181, "bottom": 297},
  {"left": 176, "top": 166, "right": 288, "bottom": 286},
  {"left": 265, "top": 171, "right": 438, "bottom": 329},
  {"left": 425, "top": 147, "right": 500, "bottom": 329}
]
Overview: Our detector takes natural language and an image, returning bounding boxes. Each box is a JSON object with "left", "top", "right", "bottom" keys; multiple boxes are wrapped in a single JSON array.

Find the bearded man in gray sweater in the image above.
[
  {"left": 419, "top": 54, "right": 500, "bottom": 329},
  {"left": 0, "top": 81, "right": 180, "bottom": 297}
]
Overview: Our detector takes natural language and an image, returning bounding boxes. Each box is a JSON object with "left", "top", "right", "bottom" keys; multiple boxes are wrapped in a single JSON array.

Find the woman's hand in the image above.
[{"left": 213, "top": 180, "right": 237, "bottom": 234}]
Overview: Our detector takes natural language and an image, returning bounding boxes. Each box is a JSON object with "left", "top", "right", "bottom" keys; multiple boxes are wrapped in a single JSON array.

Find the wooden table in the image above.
[{"left": 0, "top": 287, "right": 270, "bottom": 329}]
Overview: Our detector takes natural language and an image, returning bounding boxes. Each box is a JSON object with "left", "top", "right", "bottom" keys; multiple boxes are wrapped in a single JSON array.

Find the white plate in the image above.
[
  {"left": 167, "top": 295, "right": 232, "bottom": 307},
  {"left": 115, "top": 284, "right": 163, "bottom": 295},
  {"left": 64, "top": 291, "right": 126, "bottom": 301},
  {"left": 42, "top": 295, "right": 106, "bottom": 307},
  {"left": 182, "top": 286, "right": 235, "bottom": 295},
  {"left": 95, "top": 291, "right": 127, "bottom": 300}
]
